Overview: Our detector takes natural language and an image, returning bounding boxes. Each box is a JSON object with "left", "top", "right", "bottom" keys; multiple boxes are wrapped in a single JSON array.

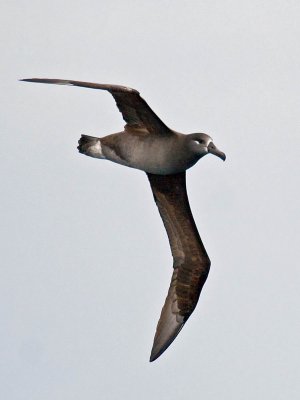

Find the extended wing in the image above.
[
  {"left": 20, "top": 78, "right": 171, "bottom": 136},
  {"left": 147, "top": 172, "right": 211, "bottom": 362}
]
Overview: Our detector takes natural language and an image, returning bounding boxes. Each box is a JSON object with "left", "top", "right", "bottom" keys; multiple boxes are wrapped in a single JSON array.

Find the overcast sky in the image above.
[{"left": 1, "top": 1, "right": 300, "bottom": 399}]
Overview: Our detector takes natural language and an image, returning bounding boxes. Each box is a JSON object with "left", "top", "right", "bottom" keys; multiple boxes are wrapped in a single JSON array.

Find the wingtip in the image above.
[
  {"left": 149, "top": 354, "right": 155, "bottom": 363},
  {"left": 19, "top": 78, "right": 73, "bottom": 85},
  {"left": 149, "top": 344, "right": 169, "bottom": 362},
  {"left": 19, "top": 78, "right": 43, "bottom": 83},
  {"left": 149, "top": 344, "right": 164, "bottom": 362},
  {"left": 149, "top": 319, "right": 186, "bottom": 363}
]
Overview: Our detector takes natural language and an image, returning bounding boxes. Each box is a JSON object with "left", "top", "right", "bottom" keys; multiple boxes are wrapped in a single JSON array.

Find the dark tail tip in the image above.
[{"left": 77, "top": 135, "right": 90, "bottom": 153}]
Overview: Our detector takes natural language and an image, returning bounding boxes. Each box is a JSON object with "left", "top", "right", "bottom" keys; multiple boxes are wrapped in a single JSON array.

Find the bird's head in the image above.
[{"left": 188, "top": 132, "right": 226, "bottom": 161}]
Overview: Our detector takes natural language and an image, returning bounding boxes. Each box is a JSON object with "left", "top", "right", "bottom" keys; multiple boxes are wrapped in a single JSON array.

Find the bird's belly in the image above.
[
  {"left": 101, "top": 133, "right": 198, "bottom": 175},
  {"left": 125, "top": 144, "right": 198, "bottom": 175},
  {"left": 131, "top": 154, "right": 196, "bottom": 175}
]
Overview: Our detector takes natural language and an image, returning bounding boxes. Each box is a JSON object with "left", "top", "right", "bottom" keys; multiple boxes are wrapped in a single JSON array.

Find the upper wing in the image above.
[
  {"left": 147, "top": 172, "right": 211, "bottom": 362},
  {"left": 20, "top": 78, "right": 171, "bottom": 136}
]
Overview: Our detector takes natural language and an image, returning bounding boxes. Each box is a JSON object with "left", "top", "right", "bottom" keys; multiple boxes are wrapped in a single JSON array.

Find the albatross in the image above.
[{"left": 21, "top": 78, "right": 226, "bottom": 362}]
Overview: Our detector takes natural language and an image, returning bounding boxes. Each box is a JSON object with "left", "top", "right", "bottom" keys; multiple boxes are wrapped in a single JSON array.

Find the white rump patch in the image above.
[{"left": 89, "top": 139, "right": 105, "bottom": 159}]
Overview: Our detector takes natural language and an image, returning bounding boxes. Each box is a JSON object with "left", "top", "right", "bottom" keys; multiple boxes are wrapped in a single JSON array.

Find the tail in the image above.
[{"left": 77, "top": 135, "right": 105, "bottom": 159}]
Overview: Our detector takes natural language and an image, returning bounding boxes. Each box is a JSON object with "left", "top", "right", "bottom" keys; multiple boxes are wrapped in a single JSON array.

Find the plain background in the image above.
[{"left": 1, "top": 1, "right": 299, "bottom": 399}]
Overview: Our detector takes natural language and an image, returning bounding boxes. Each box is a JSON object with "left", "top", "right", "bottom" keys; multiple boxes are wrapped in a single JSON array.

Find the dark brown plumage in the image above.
[
  {"left": 147, "top": 172, "right": 210, "bottom": 361},
  {"left": 21, "top": 78, "right": 225, "bottom": 361},
  {"left": 20, "top": 78, "right": 171, "bottom": 136}
]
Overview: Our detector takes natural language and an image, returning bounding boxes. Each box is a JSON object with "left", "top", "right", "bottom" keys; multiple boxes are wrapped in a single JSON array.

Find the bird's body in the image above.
[
  {"left": 21, "top": 77, "right": 225, "bottom": 362},
  {"left": 80, "top": 130, "right": 208, "bottom": 175}
]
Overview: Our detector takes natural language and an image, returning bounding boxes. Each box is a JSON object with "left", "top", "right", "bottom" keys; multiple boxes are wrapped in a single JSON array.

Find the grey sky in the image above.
[{"left": 1, "top": 1, "right": 300, "bottom": 399}]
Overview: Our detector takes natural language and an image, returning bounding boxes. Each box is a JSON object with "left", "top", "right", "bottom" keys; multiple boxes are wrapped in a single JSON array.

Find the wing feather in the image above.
[
  {"left": 20, "top": 78, "right": 171, "bottom": 136},
  {"left": 147, "top": 172, "right": 211, "bottom": 362}
]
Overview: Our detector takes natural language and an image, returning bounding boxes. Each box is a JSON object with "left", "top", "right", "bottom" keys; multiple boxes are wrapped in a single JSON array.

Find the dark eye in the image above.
[{"left": 198, "top": 139, "right": 205, "bottom": 144}]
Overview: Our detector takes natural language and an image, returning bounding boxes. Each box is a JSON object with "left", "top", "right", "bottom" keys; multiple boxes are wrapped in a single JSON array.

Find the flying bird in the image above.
[{"left": 21, "top": 78, "right": 226, "bottom": 362}]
